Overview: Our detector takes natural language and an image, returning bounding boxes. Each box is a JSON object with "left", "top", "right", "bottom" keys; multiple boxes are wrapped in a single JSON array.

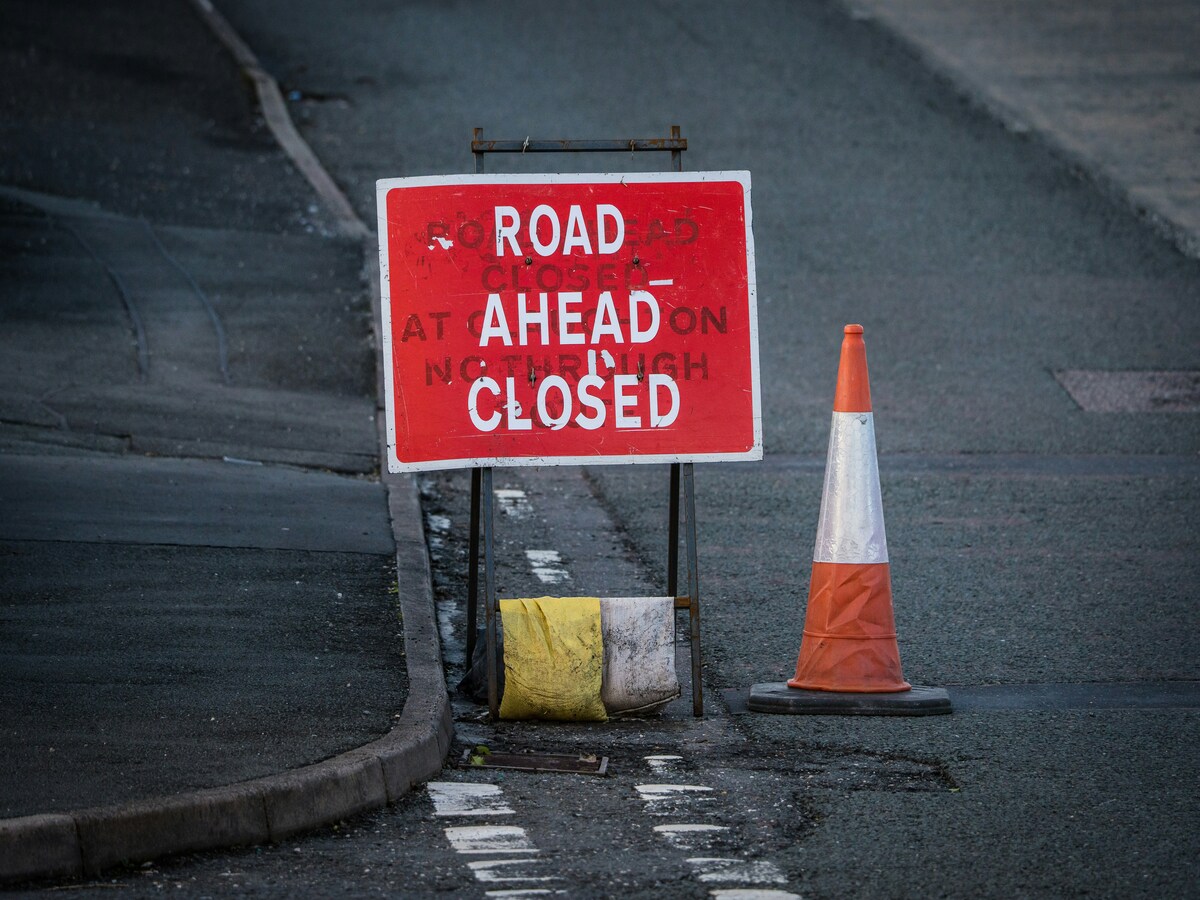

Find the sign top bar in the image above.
[
  {"left": 470, "top": 126, "right": 686, "bottom": 173},
  {"left": 376, "top": 169, "right": 748, "bottom": 193}
]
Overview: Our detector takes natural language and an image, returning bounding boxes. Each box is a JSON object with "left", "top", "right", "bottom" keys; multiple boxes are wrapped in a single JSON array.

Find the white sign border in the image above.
[{"left": 375, "top": 171, "right": 761, "bottom": 473}]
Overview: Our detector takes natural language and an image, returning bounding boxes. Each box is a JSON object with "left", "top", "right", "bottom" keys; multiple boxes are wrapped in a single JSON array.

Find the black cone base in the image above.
[{"left": 748, "top": 682, "right": 952, "bottom": 716}]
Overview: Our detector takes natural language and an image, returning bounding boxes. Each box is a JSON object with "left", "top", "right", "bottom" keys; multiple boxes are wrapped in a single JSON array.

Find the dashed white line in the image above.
[
  {"left": 655, "top": 823, "right": 728, "bottom": 834},
  {"left": 427, "top": 782, "right": 514, "bottom": 817},
  {"left": 639, "top": 758, "right": 798, "bottom": 897},
  {"left": 495, "top": 488, "right": 532, "bottom": 519},
  {"left": 468, "top": 859, "right": 557, "bottom": 883},
  {"left": 688, "top": 858, "right": 787, "bottom": 885},
  {"left": 525, "top": 548, "right": 569, "bottom": 584},
  {"left": 653, "top": 823, "right": 730, "bottom": 850},
  {"left": 645, "top": 754, "right": 684, "bottom": 773},
  {"left": 636, "top": 783, "right": 713, "bottom": 796},
  {"left": 636, "top": 784, "right": 714, "bottom": 800},
  {"left": 635, "top": 782, "right": 716, "bottom": 817},
  {"left": 444, "top": 825, "right": 538, "bottom": 855},
  {"left": 429, "top": 782, "right": 565, "bottom": 892}
]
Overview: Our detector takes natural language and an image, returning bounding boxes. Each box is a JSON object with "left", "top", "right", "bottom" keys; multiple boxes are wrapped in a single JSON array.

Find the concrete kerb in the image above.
[
  {"left": 0, "top": 815, "right": 80, "bottom": 884},
  {"left": 73, "top": 784, "right": 271, "bottom": 877},
  {"left": 187, "top": 0, "right": 368, "bottom": 241},
  {"left": 0, "top": 0, "right": 454, "bottom": 885}
]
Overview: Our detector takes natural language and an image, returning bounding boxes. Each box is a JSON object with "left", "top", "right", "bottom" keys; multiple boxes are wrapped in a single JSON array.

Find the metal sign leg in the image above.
[
  {"left": 682, "top": 462, "right": 703, "bottom": 716},
  {"left": 466, "top": 467, "right": 482, "bottom": 665},
  {"left": 482, "top": 467, "right": 500, "bottom": 719},
  {"left": 667, "top": 463, "right": 681, "bottom": 598}
]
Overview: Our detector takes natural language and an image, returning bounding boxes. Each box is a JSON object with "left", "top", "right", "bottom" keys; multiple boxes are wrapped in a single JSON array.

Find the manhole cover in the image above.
[{"left": 460, "top": 748, "right": 609, "bottom": 776}]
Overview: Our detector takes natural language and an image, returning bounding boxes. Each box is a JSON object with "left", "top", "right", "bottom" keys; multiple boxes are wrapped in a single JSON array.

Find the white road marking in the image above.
[
  {"left": 638, "top": 787, "right": 710, "bottom": 801},
  {"left": 427, "top": 782, "right": 514, "bottom": 817},
  {"left": 636, "top": 784, "right": 714, "bottom": 799},
  {"left": 525, "top": 548, "right": 569, "bottom": 584},
  {"left": 444, "top": 825, "right": 538, "bottom": 855},
  {"left": 645, "top": 754, "right": 684, "bottom": 773},
  {"left": 432, "top": 782, "right": 565, "bottom": 891},
  {"left": 654, "top": 823, "right": 729, "bottom": 850},
  {"left": 468, "top": 859, "right": 557, "bottom": 883},
  {"left": 687, "top": 858, "right": 787, "bottom": 884},
  {"left": 495, "top": 488, "right": 532, "bottom": 519},
  {"left": 635, "top": 760, "right": 797, "bottom": 896},
  {"left": 635, "top": 783, "right": 716, "bottom": 816}
]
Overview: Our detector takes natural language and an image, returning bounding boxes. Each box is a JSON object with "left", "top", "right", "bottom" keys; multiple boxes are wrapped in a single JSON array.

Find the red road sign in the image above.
[{"left": 376, "top": 172, "right": 760, "bottom": 472}]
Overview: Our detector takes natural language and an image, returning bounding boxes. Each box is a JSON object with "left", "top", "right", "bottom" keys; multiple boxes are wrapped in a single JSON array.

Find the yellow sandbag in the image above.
[{"left": 498, "top": 596, "right": 607, "bottom": 722}]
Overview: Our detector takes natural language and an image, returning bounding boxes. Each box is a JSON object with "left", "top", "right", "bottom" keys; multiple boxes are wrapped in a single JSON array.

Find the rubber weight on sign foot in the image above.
[{"left": 747, "top": 682, "right": 952, "bottom": 716}]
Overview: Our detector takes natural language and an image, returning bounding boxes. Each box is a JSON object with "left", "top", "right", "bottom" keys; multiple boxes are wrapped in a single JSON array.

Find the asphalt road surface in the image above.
[{"left": 7, "top": 0, "right": 1198, "bottom": 896}]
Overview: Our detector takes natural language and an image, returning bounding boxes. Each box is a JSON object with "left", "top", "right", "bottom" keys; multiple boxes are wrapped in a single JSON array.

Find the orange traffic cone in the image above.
[{"left": 748, "top": 325, "right": 950, "bottom": 715}]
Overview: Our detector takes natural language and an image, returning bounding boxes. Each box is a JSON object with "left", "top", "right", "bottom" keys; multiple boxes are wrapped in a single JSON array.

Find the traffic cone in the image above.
[
  {"left": 790, "top": 323, "right": 907, "bottom": 693},
  {"left": 748, "top": 325, "right": 950, "bottom": 715}
]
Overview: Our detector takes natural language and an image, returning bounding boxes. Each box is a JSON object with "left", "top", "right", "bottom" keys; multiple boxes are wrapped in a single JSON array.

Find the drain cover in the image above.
[{"left": 460, "top": 748, "right": 609, "bottom": 776}]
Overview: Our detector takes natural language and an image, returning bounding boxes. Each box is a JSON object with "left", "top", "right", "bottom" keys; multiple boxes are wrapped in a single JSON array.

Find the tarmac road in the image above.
[
  {"left": 210, "top": 0, "right": 1200, "bottom": 896},
  {"left": 4, "top": 0, "right": 1198, "bottom": 896}
]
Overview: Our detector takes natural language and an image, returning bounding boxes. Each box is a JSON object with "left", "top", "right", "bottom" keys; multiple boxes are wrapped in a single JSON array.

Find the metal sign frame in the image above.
[{"left": 464, "top": 126, "right": 704, "bottom": 718}]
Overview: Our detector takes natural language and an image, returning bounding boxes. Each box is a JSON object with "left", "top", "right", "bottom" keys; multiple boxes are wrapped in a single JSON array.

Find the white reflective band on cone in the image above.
[{"left": 812, "top": 411, "right": 888, "bottom": 564}]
